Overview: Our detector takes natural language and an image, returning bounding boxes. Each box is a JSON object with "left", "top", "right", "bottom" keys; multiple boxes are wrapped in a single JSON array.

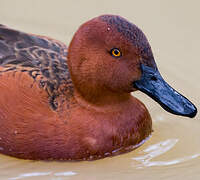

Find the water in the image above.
[{"left": 0, "top": 0, "right": 199, "bottom": 179}]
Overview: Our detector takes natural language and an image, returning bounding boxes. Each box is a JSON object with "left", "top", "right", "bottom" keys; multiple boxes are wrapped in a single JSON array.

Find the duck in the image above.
[{"left": 0, "top": 15, "right": 197, "bottom": 161}]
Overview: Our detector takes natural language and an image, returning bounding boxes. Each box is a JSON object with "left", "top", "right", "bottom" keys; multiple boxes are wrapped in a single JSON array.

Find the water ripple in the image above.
[
  {"left": 9, "top": 171, "right": 77, "bottom": 180},
  {"left": 132, "top": 139, "right": 200, "bottom": 168},
  {"left": 9, "top": 172, "right": 52, "bottom": 180}
]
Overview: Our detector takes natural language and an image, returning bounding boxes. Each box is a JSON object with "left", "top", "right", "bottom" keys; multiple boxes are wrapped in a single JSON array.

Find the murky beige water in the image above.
[{"left": 0, "top": 0, "right": 199, "bottom": 179}]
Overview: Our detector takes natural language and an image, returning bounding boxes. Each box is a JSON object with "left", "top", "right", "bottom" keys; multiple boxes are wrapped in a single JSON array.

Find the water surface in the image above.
[{"left": 0, "top": 0, "right": 199, "bottom": 179}]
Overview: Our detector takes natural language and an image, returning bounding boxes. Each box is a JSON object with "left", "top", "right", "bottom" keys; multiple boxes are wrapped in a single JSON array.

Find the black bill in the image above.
[{"left": 133, "top": 64, "right": 197, "bottom": 118}]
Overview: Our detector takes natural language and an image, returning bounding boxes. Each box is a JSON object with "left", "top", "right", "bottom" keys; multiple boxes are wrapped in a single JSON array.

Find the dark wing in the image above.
[{"left": 0, "top": 24, "right": 73, "bottom": 110}]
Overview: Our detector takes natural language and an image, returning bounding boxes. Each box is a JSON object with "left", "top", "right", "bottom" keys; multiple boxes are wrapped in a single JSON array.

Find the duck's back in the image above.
[
  {"left": 0, "top": 25, "right": 73, "bottom": 110},
  {"left": 0, "top": 25, "right": 77, "bottom": 159}
]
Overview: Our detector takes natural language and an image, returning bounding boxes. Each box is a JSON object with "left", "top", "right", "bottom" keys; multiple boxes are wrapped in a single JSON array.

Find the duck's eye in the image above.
[{"left": 110, "top": 48, "right": 122, "bottom": 58}]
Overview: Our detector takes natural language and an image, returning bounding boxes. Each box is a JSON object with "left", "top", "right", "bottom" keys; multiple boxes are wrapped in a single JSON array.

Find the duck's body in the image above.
[
  {"left": 0, "top": 16, "right": 196, "bottom": 160},
  {"left": 0, "top": 24, "right": 151, "bottom": 160}
]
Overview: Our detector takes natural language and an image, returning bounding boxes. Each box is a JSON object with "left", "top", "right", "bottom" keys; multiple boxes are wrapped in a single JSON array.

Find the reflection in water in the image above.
[
  {"left": 9, "top": 171, "right": 77, "bottom": 180},
  {"left": 54, "top": 171, "right": 77, "bottom": 176},
  {"left": 9, "top": 172, "right": 51, "bottom": 180},
  {"left": 132, "top": 139, "right": 200, "bottom": 168}
]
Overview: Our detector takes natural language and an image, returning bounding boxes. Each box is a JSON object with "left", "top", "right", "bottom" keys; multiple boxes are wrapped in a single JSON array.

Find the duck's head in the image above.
[{"left": 68, "top": 15, "right": 197, "bottom": 118}]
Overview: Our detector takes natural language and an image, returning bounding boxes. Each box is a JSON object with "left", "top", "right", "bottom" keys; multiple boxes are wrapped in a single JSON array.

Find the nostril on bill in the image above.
[{"left": 150, "top": 76, "right": 157, "bottom": 81}]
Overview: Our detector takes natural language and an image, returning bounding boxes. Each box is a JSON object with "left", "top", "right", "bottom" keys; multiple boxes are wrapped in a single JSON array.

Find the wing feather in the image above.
[{"left": 0, "top": 25, "right": 73, "bottom": 110}]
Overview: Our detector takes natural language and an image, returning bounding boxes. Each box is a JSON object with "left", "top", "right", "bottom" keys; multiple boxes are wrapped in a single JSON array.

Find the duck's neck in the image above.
[{"left": 74, "top": 88, "right": 132, "bottom": 111}]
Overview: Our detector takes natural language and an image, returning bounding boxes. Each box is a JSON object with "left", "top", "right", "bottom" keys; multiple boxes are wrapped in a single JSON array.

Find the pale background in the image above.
[{"left": 0, "top": 0, "right": 199, "bottom": 180}]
